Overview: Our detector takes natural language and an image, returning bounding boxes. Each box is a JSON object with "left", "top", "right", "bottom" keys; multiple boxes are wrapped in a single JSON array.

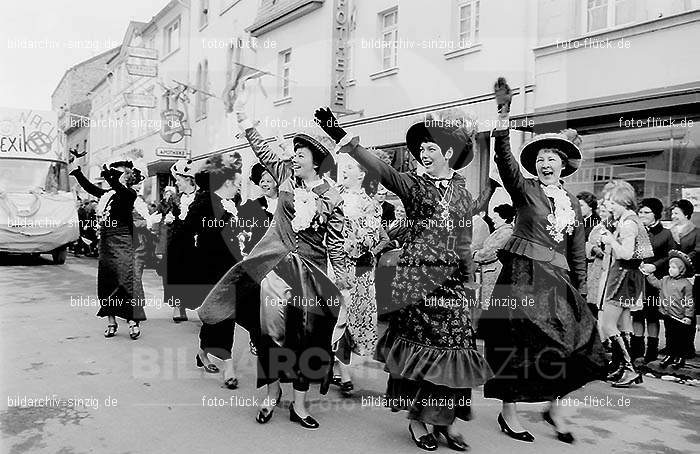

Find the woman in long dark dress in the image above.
[
  {"left": 237, "top": 163, "right": 278, "bottom": 255},
  {"left": 480, "top": 79, "right": 606, "bottom": 444},
  {"left": 197, "top": 104, "right": 349, "bottom": 430},
  {"left": 316, "top": 106, "right": 495, "bottom": 452},
  {"left": 70, "top": 161, "right": 147, "bottom": 339},
  {"left": 185, "top": 156, "right": 243, "bottom": 389}
]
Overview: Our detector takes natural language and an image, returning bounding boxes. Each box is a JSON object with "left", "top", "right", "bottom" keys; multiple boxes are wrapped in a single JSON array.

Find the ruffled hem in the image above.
[{"left": 375, "top": 331, "right": 494, "bottom": 389}]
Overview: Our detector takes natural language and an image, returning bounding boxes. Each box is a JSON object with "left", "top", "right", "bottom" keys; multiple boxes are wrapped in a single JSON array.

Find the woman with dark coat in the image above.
[
  {"left": 316, "top": 106, "right": 495, "bottom": 452},
  {"left": 70, "top": 161, "right": 147, "bottom": 339},
  {"left": 479, "top": 79, "right": 606, "bottom": 444},
  {"left": 237, "top": 163, "right": 278, "bottom": 255},
  {"left": 184, "top": 156, "right": 243, "bottom": 389},
  {"left": 670, "top": 199, "right": 699, "bottom": 359},
  {"left": 634, "top": 198, "right": 678, "bottom": 363},
  {"left": 197, "top": 100, "right": 349, "bottom": 430}
]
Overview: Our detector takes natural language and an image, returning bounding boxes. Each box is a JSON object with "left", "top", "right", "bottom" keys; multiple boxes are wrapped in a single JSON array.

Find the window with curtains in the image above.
[
  {"left": 586, "top": 0, "right": 635, "bottom": 32},
  {"left": 379, "top": 8, "right": 398, "bottom": 70},
  {"left": 457, "top": 0, "right": 480, "bottom": 47},
  {"left": 278, "top": 49, "right": 291, "bottom": 98}
]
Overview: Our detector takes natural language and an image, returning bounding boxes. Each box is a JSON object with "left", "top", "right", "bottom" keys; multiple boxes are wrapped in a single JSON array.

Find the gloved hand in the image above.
[
  {"left": 69, "top": 166, "right": 81, "bottom": 177},
  {"left": 314, "top": 107, "right": 347, "bottom": 143}
]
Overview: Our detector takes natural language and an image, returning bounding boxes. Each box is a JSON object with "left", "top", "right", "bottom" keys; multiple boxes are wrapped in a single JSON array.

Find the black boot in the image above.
[
  {"left": 606, "top": 335, "right": 625, "bottom": 381},
  {"left": 630, "top": 335, "right": 645, "bottom": 361},
  {"left": 644, "top": 337, "right": 659, "bottom": 363},
  {"left": 611, "top": 336, "right": 642, "bottom": 388}
]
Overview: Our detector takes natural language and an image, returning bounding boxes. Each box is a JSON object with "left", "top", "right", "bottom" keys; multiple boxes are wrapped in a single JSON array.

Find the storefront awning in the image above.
[
  {"left": 511, "top": 82, "right": 700, "bottom": 133},
  {"left": 147, "top": 159, "right": 177, "bottom": 175}
]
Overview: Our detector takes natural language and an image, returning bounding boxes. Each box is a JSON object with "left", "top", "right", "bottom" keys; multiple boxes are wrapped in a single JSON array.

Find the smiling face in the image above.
[
  {"left": 419, "top": 141, "right": 452, "bottom": 177},
  {"left": 638, "top": 206, "right": 656, "bottom": 226},
  {"left": 259, "top": 171, "right": 277, "bottom": 198},
  {"left": 341, "top": 160, "right": 365, "bottom": 191},
  {"left": 671, "top": 207, "right": 689, "bottom": 224},
  {"left": 535, "top": 149, "right": 564, "bottom": 185},
  {"left": 291, "top": 145, "right": 317, "bottom": 180}
]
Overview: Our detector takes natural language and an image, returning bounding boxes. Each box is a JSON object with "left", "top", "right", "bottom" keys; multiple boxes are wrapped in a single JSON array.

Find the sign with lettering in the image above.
[
  {"left": 155, "top": 147, "right": 190, "bottom": 158},
  {"left": 0, "top": 108, "right": 63, "bottom": 161},
  {"left": 330, "top": 0, "right": 348, "bottom": 111},
  {"left": 127, "top": 46, "right": 158, "bottom": 60},
  {"left": 126, "top": 63, "right": 158, "bottom": 77},
  {"left": 124, "top": 93, "right": 157, "bottom": 108}
]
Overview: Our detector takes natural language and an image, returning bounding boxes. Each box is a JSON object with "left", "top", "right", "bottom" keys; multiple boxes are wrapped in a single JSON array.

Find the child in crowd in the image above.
[{"left": 643, "top": 250, "right": 695, "bottom": 369}]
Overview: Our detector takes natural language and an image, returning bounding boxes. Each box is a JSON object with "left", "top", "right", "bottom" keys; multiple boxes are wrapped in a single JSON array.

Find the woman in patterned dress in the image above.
[
  {"left": 480, "top": 79, "right": 607, "bottom": 444},
  {"left": 316, "top": 107, "right": 495, "bottom": 452},
  {"left": 334, "top": 158, "right": 389, "bottom": 396}
]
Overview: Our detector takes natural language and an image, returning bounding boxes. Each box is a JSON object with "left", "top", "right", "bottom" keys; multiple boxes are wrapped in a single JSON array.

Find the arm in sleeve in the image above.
[
  {"left": 491, "top": 128, "right": 527, "bottom": 203},
  {"left": 72, "top": 169, "right": 106, "bottom": 198},
  {"left": 473, "top": 178, "right": 499, "bottom": 214},
  {"left": 241, "top": 122, "right": 291, "bottom": 186},
  {"left": 340, "top": 136, "right": 415, "bottom": 201},
  {"left": 455, "top": 212, "right": 474, "bottom": 283},
  {"left": 682, "top": 282, "right": 695, "bottom": 319},
  {"left": 372, "top": 226, "right": 390, "bottom": 256},
  {"left": 102, "top": 170, "right": 137, "bottom": 202},
  {"left": 651, "top": 232, "right": 678, "bottom": 270},
  {"left": 568, "top": 205, "right": 588, "bottom": 294},
  {"left": 325, "top": 200, "right": 348, "bottom": 279},
  {"left": 645, "top": 274, "right": 662, "bottom": 289}
]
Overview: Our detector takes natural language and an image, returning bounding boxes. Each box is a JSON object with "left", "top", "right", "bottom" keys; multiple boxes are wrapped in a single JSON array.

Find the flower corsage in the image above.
[
  {"left": 291, "top": 188, "right": 323, "bottom": 232},
  {"left": 541, "top": 184, "right": 576, "bottom": 242}
]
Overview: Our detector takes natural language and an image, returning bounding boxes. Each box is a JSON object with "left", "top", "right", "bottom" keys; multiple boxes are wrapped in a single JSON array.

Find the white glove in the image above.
[{"left": 164, "top": 212, "right": 176, "bottom": 224}]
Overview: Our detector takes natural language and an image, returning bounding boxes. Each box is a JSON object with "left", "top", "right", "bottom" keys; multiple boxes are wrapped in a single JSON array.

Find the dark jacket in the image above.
[
  {"left": 644, "top": 222, "right": 678, "bottom": 278},
  {"left": 676, "top": 225, "right": 700, "bottom": 273},
  {"left": 647, "top": 274, "right": 695, "bottom": 320},
  {"left": 237, "top": 196, "right": 274, "bottom": 254}
]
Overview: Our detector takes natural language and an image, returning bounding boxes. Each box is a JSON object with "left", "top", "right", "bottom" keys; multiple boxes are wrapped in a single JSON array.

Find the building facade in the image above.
[{"left": 528, "top": 0, "right": 700, "bottom": 217}]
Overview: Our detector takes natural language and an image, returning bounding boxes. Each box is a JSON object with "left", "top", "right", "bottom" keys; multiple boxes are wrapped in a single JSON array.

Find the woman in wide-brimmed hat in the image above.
[
  {"left": 197, "top": 94, "right": 349, "bottom": 430},
  {"left": 316, "top": 106, "right": 496, "bottom": 451},
  {"left": 479, "top": 78, "right": 607, "bottom": 445},
  {"left": 70, "top": 159, "right": 147, "bottom": 339}
]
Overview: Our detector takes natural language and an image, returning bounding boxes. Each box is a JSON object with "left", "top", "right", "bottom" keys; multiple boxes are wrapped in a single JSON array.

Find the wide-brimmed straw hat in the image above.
[
  {"left": 293, "top": 132, "right": 335, "bottom": 175},
  {"left": 520, "top": 129, "right": 582, "bottom": 177},
  {"left": 669, "top": 250, "right": 694, "bottom": 277},
  {"left": 170, "top": 159, "right": 196, "bottom": 178}
]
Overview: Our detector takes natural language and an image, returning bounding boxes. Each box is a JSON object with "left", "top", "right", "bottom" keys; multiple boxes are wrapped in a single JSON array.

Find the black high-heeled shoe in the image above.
[
  {"left": 289, "top": 403, "right": 319, "bottom": 429},
  {"left": 497, "top": 413, "right": 534, "bottom": 442},
  {"left": 409, "top": 423, "right": 438, "bottom": 451},
  {"left": 340, "top": 380, "right": 354, "bottom": 397},
  {"left": 128, "top": 322, "right": 140, "bottom": 340},
  {"left": 195, "top": 354, "right": 219, "bottom": 373},
  {"left": 543, "top": 409, "right": 575, "bottom": 444},
  {"left": 433, "top": 425, "right": 469, "bottom": 451},
  {"left": 104, "top": 324, "right": 117, "bottom": 338},
  {"left": 671, "top": 357, "right": 686, "bottom": 369},
  {"left": 256, "top": 387, "right": 282, "bottom": 424},
  {"left": 659, "top": 355, "right": 675, "bottom": 368}
]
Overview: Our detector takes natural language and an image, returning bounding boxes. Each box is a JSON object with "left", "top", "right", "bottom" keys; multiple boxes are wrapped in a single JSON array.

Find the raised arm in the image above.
[
  {"left": 492, "top": 129, "right": 527, "bottom": 202},
  {"left": 645, "top": 274, "right": 662, "bottom": 289},
  {"left": 70, "top": 167, "right": 106, "bottom": 198},
  {"left": 237, "top": 119, "right": 291, "bottom": 186},
  {"left": 102, "top": 167, "right": 137, "bottom": 202}
]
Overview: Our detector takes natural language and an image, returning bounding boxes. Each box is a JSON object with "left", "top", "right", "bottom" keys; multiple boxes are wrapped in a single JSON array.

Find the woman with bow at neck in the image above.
[
  {"left": 70, "top": 160, "right": 147, "bottom": 339},
  {"left": 479, "top": 78, "right": 606, "bottom": 444},
  {"left": 315, "top": 105, "right": 496, "bottom": 452},
  {"left": 197, "top": 90, "right": 349, "bottom": 430}
]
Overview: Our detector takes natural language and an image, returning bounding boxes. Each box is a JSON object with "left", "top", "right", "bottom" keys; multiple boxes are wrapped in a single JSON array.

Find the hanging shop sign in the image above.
[
  {"left": 160, "top": 86, "right": 191, "bottom": 144},
  {"left": 330, "top": 0, "right": 349, "bottom": 112},
  {"left": 155, "top": 147, "right": 190, "bottom": 158},
  {"left": 127, "top": 46, "right": 158, "bottom": 60},
  {"left": 126, "top": 63, "right": 157, "bottom": 77},
  {"left": 124, "top": 93, "right": 157, "bottom": 108}
]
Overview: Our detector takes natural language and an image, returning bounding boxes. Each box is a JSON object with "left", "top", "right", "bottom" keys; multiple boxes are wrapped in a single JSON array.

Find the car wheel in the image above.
[{"left": 52, "top": 247, "right": 68, "bottom": 265}]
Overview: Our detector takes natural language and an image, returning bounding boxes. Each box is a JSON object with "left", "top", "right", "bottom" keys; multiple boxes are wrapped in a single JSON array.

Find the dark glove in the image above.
[
  {"left": 101, "top": 165, "right": 122, "bottom": 180},
  {"left": 494, "top": 77, "right": 512, "bottom": 116},
  {"left": 69, "top": 166, "right": 82, "bottom": 177},
  {"left": 314, "top": 107, "right": 347, "bottom": 143}
]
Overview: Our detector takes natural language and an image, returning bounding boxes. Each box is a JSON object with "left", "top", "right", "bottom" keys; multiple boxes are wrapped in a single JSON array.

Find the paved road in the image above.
[{"left": 1, "top": 255, "right": 699, "bottom": 454}]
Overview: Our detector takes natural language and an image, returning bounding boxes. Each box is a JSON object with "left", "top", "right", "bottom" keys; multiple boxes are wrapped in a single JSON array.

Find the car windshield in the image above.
[{"left": 0, "top": 158, "right": 70, "bottom": 193}]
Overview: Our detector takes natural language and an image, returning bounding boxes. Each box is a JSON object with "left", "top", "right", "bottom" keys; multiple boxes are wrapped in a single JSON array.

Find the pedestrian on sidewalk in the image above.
[
  {"left": 69, "top": 161, "right": 146, "bottom": 339},
  {"left": 635, "top": 198, "right": 678, "bottom": 364},
  {"left": 479, "top": 78, "right": 607, "bottom": 445},
  {"left": 197, "top": 90, "right": 350, "bottom": 430},
  {"left": 315, "top": 104, "right": 496, "bottom": 452},
  {"left": 644, "top": 250, "right": 695, "bottom": 369}
]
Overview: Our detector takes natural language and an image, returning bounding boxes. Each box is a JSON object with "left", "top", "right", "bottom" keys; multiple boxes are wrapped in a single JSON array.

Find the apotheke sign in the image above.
[{"left": 155, "top": 147, "right": 190, "bottom": 158}]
